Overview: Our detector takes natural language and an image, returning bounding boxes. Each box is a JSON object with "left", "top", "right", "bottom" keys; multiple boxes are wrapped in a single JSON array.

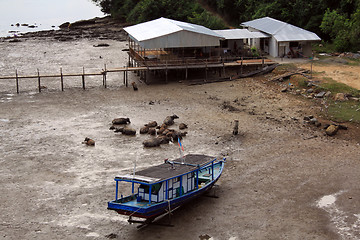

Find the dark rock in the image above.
[{"left": 306, "top": 89, "right": 314, "bottom": 93}]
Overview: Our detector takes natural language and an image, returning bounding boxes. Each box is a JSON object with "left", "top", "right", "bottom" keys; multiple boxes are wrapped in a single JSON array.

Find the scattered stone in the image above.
[
  {"left": 309, "top": 118, "right": 318, "bottom": 124},
  {"left": 281, "top": 87, "right": 288, "bottom": 92},
  {"left": 306, "top": 89, "right": 314, "bottom": 93},
  {"left": 334, "top": 93, "right": 348, "bottom": 101},
  {"left": 304, "top": 115, "right": 314, "bottom": 121},
  {"left": 338, "top": 124, "right": 348, "bottom": 130},
  {"left": 325, "top": 124, "right": 339, "bottom": 136},
  {"left": 325, "top": 91, "right": 332, "bottom": 98},
  {"left": 315, "top": 91, "right": 326, "bottom": 98}
]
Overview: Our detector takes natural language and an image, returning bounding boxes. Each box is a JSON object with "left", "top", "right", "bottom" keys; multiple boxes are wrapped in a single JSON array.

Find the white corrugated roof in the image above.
[
  {"left": 241, "top": 17, "right": 321, "bottom": 42},
  {"left": 214, "top": 29, "right": 270, "bottom": 39},
  {"left": 124, "top": 17, "right": 223, "bottom": 48}
]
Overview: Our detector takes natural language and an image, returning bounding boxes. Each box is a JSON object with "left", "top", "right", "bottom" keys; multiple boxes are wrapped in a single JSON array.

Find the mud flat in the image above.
[{"left": 1, "top": 33, "right": 360, "bottom": 239}]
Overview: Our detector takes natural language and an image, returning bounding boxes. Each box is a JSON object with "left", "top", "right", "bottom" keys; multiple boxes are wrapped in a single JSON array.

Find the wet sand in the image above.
[{"left": 1, "top": 38, "right": 360, "bottom": 239}]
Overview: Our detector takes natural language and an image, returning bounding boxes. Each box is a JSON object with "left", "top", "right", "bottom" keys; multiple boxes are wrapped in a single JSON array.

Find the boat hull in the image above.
[{"left": 108, "top": 177, "right": 219, "bottom": 219}]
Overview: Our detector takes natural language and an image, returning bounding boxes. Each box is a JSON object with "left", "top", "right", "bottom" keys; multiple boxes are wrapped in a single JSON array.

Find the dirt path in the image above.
[{"left": 1, "top": 39, "right": 360, "bottom": 240}]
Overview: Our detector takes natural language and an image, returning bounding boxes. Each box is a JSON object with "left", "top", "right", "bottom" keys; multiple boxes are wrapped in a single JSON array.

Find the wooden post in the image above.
[
  {"left": 205, "top": 59, "right": 208, "bottom": 81},
  {"left": 262, "top": 57, "right": 264, "bottom": 68},
  {"left": 82, "top": 67, "right": 85, "bottom": 90},
  {"left": 185, "top": 59, "right": 188, "bottom": 80},
  {"left": 37, "top": 69, "right": 41, "bottom": 93},
  {"left": 123, "top": 66, "right": 126, "bottom": 85},
  {"left": 241, "top": 57, "right": 243, "bottom": 75},
  {"left": 222, "top": 57, "right": 225, "bottom": 76},
  {"left": 16, "top": 69, "right": 19, "bottom": 94},
  {"left": 60, "top": 68, "right": 64, "bottom": 91},
  {"left": 165, "top": 61, "right": 168, "bottom": 83},
  {"left": 125, "top": 65, "right": 128, "bottom": 87},
  {"left": 103, "top": 64, "right": 107, "bottom": 88}
]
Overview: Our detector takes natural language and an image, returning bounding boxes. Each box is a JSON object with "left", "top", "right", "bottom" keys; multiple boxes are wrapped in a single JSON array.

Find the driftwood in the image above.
[{"left": 269, "top": 69, "right": 310, "bottom": 82}]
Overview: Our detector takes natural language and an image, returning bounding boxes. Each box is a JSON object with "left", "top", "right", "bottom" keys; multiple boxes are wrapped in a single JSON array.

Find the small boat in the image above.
[{"left": 107, "top": 154, "right": 225, "bottom": 223}]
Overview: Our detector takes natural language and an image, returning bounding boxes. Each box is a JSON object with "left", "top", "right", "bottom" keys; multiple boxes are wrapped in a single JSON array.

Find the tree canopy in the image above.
[{"left": 92, "top": 0, "right": 360, "bottom": 52}]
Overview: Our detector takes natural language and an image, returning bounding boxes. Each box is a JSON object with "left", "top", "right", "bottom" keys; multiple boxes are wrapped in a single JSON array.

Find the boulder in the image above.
[
  {"left": 179, "top": 123, "right": 188, "bottom": 130},
  {"left": 325, "top": 125, "right": 339, "bottom": 136}
]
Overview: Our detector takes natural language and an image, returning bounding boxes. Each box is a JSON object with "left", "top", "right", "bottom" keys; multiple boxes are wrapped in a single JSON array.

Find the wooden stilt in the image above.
[
  {"left": 103, "top": 64, "right": 107, "bottom": 88},
  {"left": 125, "top": 65, "right": 128, "bottom": 87},
  {"left": 185, "top": 59, "right": 188, "bottom": 80},
  {"left": 60, "top": 68, "right": 64, "bottom": 91},
  {"left": 82, "top": 67, "right": 85, "bottom": 90},
  {"left": 16, "top": 70, "right": 19, "bottom": 94},
  {"left": 165, "top": 61, "right": 168, "bottom": 83},
  {"left": 37, "top": 69, "right": 41, "bottom": 93},
  {"left": 205, "top": 59, "right": 208, "bottom": 81}
]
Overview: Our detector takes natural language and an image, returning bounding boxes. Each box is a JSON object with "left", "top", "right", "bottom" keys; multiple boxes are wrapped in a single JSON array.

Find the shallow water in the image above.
[{"left": 0, "top": 0, "right": 104, "bottom": 37}]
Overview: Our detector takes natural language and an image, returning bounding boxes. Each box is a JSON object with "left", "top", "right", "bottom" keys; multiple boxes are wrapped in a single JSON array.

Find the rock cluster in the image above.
[{"left": 303, "top": 115, "right": 348, "bottom": 136}]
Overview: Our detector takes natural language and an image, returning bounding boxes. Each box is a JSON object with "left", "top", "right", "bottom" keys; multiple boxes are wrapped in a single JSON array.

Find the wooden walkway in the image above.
[{"left": 0, "top": 58, "right": 276, "bottom": 93}]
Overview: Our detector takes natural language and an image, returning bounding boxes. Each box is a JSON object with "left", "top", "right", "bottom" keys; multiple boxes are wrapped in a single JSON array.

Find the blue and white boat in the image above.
[{"left": 107, "top": 154, "right": 225, "bottom": 221}]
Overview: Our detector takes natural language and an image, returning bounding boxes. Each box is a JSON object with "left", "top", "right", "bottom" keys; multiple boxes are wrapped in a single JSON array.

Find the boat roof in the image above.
[{"left": 115, "top": 154, "right": 215, "bottom": 184}]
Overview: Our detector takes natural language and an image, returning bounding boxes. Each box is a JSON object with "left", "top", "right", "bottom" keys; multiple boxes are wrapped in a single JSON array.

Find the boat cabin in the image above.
[{"left": 113, "top": 154, "right": 220, "bottom": 204}]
